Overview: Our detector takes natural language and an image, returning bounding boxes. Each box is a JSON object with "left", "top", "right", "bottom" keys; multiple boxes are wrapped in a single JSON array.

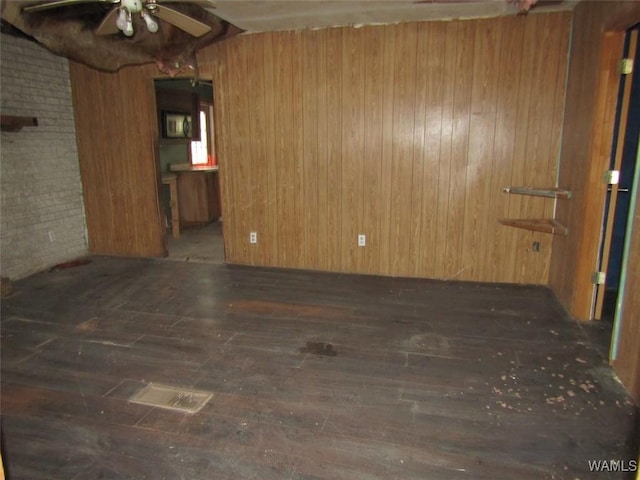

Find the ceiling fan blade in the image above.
[
  {"left": 23, "top": 0, "right": 119, "bottom": 13},
  {"left": 156, "top": 0, "right": 216, "bottom": 9},
  {"left": 95, "top": 6, "right": 120, "bottom": 35},
  {"left": 153, "top": 4, "right": 211, "bottom": 37}
]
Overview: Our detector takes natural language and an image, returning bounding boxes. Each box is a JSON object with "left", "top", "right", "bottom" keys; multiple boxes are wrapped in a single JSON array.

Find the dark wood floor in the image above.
[{"left": 1, "top": 256, "right": 638, "bottom": 480}]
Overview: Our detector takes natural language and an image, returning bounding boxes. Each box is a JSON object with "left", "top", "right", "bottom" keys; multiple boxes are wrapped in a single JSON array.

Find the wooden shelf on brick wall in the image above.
[
  {"left": 1, "top": 115, "right": 38, "bottom": 132},
  {"left": 499, "top": 185, "right": 571, "bottom": 236}
]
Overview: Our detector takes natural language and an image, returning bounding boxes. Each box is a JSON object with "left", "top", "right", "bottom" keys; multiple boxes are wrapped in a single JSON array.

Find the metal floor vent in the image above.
[{"left": 130, "top": 383, "right": 213, "bottom": 414}]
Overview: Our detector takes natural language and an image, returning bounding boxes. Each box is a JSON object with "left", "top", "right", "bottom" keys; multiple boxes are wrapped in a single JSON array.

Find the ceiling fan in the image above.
[{"left": 22, "top": 0, "right": 214, "bottom": 37}]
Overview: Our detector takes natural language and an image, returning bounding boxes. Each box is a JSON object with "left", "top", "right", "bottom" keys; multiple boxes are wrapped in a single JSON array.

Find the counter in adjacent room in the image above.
[
  {"left": 169, "top": 163, "right": 221, "bottom": 227},
  {"left": 161, "top": 173, "right": 180, "bottom": 238}
]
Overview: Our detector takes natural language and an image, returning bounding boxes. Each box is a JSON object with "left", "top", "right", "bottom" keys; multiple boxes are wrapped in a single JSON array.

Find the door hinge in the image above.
[
  {"left": 591, "top": 271, "right": 606, "bottom": 285},
  {"left": 618, "top": 58, "right": 633, "bottom": 75},
  {"left": 604, "top": 170, "right": 620, "bottom": 185}
]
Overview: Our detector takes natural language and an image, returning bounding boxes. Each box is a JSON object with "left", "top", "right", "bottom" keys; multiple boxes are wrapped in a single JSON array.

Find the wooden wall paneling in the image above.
[
  {"left": 408, "top": 24, "right": 427, "bottom": 278},
  {"left": 339, "top": 26, "right": 355, "bottom": 272},
  {"left": 361, "top": 26, "right": 385, "bottom": 275},
  {"left": 207, "top": 43, "right": 235, "bottom": 262},
  {"left": 325, "top": 28, "right": 344, "bottom": 272},
  {"left": 433, "top": 22, "right": 457, "bottom": 279},
  {"left": 461, "top": 18, "right": 501, "bottom": 282},
  {"left": 216, "top": 40, "right": 242, "bottom": 263},
  {"left": 261, "top": 34, "right": 279, "bottom": 267},
  {"left": 550, "top": 4, "right": 604, "bottom": 308},
  {"left": 227, "top": 36, "right": 253, "bottom": 265},
  {"left": 536, "top": 13, "right": 570, "bottom": 284},
  {"left": 504, "top": 16, "right": 536, "bottom": 284},
  {"left": 513, "top": 14, "right": 545, "bottom": 285},
  {"left": 543, "top": 13, "right": 572, "bottom": 282},
  {"left": 291, "top": 32, "right": 305, "bottom": 269},
  {"left": 491, "top": 17, "right": 524, "bottom": 283},
  {"left": 74, "top": 66, "right": 107, "bottom": 253},
  {"left": 388, "top": 23, "right": 419, "bottom": 277},
  {"left": 70, "top": 15, "right": 578, "bottom": 293},
  {"left": 205, "top": 15, "right": 569, "bottom": 284},
  {"left": 273, "top": 32, "right": 294, "bottom": 267},
  {"left": 377, "top": 25, "right": 396, "bottom": 276},
  {"left": 519, "top": 13, "right": 570, "bottom": 285},
  {"left": 70, "top": 63, "right": 164, "bottom": 258},
  {"left": 341, "top": 27, "right": 366, "bottom": 273},
  {"left": 247, "top": 34, "right": 271, "bottom": 267},
  {"left": 517, "top": 14, "right": 547, "bottom": 285},
  {"left": 445, "top": 21, "right": 475, "bottom": 281},
  {"left": 417, "top": 22, "right": 446, "bottom": 279},
  {"left": 315, "top": 29, "right": 330, "bottom": 271},
  {"left": 302, "top": 30, "right": 320, "bottom": 270},
  {"left": 72, "top": 66, "right": 106, "bottom": 253},
  {"left": 143, "top": 77, "right": 163, "bottom": 252}
]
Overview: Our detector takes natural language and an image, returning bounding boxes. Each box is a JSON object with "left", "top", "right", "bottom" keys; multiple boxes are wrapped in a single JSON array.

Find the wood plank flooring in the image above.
[
  {"left": 1, "top": 256, "right": 638, "bottom": 479},
  {"left": 166, "top": 220, "right": 225, "bottom": 264}
]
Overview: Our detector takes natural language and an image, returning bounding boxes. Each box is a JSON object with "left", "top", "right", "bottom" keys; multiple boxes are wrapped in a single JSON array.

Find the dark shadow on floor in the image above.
[{"left": 579, "top": 290, "right": 617, "bottom": 360}]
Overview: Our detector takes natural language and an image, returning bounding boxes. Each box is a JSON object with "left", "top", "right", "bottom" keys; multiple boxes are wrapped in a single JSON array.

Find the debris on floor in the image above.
[
  {"left": 300, "top": 341, "right": 337, "bottom": 357},
  {"left": 49, "top": 258, "right": 92, "bottom": 272}
]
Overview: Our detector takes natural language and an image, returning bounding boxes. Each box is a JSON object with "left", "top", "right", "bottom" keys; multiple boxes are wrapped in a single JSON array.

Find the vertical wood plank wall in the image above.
[
  {"left": 70, "top": 63, "right": 165, "bottom": 257},
  {"left": 549, "top": 1, "right": 624, "bottom": 319},
  {"left": 201, "top": 13, "right": 571, "bottom": 284}
]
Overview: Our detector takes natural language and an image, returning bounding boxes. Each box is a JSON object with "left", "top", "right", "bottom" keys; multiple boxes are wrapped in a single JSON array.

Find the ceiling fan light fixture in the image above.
[
  {"left": 123, "top": 12, "right": 134, "bottom": 36},
  {"left": 116, "top": 7, "right": 128, "bottom": 30},
  {"left": 141, "top": 10, "right": 159, "bottom": 33}
]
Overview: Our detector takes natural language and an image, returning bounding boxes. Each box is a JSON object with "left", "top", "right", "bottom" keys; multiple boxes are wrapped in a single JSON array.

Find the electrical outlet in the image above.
[
  {"left": 249, "top": 232, "right": 257, "bottom": 244},
  {"left": 532, "top": 241, "right": 540, "bottom": 252},
  {"left": 358, "top": 234, "right": 366, "bottom": 247},
  {"left": 48, "top": 231, "right": 55, "bottom": 242}
]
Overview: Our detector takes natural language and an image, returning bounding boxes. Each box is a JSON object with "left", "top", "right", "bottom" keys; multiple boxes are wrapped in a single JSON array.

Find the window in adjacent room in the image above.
[{"left": 190, "top": 103, "right": 215, "bottom": 165}]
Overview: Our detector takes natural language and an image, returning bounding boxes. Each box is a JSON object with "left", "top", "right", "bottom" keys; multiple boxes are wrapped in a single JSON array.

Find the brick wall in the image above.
[{"left": 1, "top": 34, "right": 88, "bottom": 280}]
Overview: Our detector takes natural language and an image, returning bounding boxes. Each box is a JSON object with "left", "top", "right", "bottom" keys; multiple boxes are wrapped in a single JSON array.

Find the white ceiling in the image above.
[{"left": 207, "top": 0, "right": 578, "bottom": 33}]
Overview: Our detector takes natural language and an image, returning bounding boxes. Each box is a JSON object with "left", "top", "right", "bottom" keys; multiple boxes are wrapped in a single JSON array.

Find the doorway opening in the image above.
[
  {"left": 154, "top": 78, "right": 225, "bottom": 264},
  {"left": 594, "top": 24, "right": 640, "bottom": 356}
]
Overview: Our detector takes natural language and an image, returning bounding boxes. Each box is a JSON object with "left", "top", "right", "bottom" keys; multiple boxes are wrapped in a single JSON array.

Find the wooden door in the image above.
[{"left": 594, "top": 29, "right": 639, "bottom": 320}]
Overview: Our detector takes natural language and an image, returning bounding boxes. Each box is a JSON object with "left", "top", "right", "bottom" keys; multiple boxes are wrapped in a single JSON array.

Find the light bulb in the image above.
[
  {"left": 123, "top": 13, "right": 134, "bottom": 36},
  {"left": 116, "top": 8, "right": 127, "bottom": 31},
  {"left": 141, "top": 10, "right": 158, "bottom": 33}
]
